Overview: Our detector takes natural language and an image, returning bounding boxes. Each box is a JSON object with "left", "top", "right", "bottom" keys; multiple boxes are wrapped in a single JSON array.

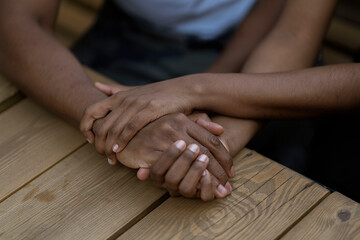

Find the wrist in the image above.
[{"left": 182, "top": 73, "right": 217, "bottom": 111}]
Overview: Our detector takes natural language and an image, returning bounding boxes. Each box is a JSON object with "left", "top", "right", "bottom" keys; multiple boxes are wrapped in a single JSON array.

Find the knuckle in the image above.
[
  {"left": 148, "top": 100, "right": 160, "bottom": 109},
  {"left": 126, "top": 120, "right": 138, "bottom": 132},
  {"left": 122, "top": 96, "right": 133, "bottom": 105},
  {"left": 173, "top": 112, "right": 186, "bottom": 122},
  {"left": 208, "top": 134, "right": 221, "bottom": 147},
  {"left": 107, "top": 126, "right": 118, "bottom": 138},
  {"left": 96, "top": 125, "right": 107, "bottom": 138},
  {"left": 159, "top": 122, "right": 172, "bottom": 132},
  {"left": 165, "top": 177, "right": 178, "bottom": 191}
]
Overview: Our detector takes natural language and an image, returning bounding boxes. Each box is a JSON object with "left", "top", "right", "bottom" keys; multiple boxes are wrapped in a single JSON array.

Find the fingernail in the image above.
[
  {"left": 189, "top": 144, "right": 199, "bottom": 153},
  {"left": 108, "top": 158, "right": 113, "bottom": 165},
  {"left": 230, "top": 166, "right": 235, "bottom": 177},
  {"left": 217, "top": 184, "right": 228, "bottom": 196},
  {"left": 198, "top": 154, "right": 208, "bottom": 162},
  {"left": 86, "top": 138, "right": 91, "bottom": 144},
  {"left": 202, "top": 170, "right": 207, "bottom": 176},
  {"left": 112, "top": 144, "right": 119, "bottom": 152},
  {"left": 175, "top": 140, "right": 186, "bottom": 150},
  {"left": 225, "top": 181, "right": 232, "bottom": 192}
]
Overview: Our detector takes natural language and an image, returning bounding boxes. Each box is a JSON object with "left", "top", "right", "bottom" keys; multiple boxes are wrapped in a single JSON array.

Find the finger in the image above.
[
  {"left": 198, "top": 145, "right": 228, "bottom": 186},
  {"left": 104, "top": 104, "right": 140, "bottom": 158},
  {"left": 94, "top": 82, "right": 113, "bottom": 96},
  {"left": 196, "top": 118, "right": 224, "bottom": 136},
  {"left": 188, "top": 113, "right": 224, "bottom": 136},
  {"left": 164, "top": 144, "right": 200, "bottom": 192},
  {"left": 187, "top": 122, "right": 234, "bottom": 178},
  {"left": 107, "top": 152, "right": 117, "bottom": 166},
  {"left": 178, "top": 154, "right": 209, "bottom": 198},
  {"left": 116, "top": 107, "right": 166, "bottom": 152},
  {"left": 200, "top": 170, "right": 214, "bottom": 201},
  {"left": 137, "top": 168, "right": 151, "bottom": 181},
  {"left": 80, "top": 99, "right": 113, "bottom": 143},
  {"left": 151, "top": 140, "right": 186, "bottom": 188},
  {"left": 92, "top": 111, "right": 123, "bottom": 155}
]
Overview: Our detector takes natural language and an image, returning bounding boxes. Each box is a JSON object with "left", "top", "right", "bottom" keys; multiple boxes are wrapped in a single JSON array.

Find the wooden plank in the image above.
[
  {"left": 118, "top": 149, "right": 329, "bottom": 240},
  {"left": 0, "top": 99, "right": 85, "bottom": 203},
  {"left": 0, "top": 74, "right": 22, "bottom": 113},
  {"left": 281, "top": 192, "right": 360, "bottom": 240},
  {"left": 0, "top": 144, "right": 166, "bottom": 240}
]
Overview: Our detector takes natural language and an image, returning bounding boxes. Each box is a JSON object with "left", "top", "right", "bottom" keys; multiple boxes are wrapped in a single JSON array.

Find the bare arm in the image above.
[
  {"left": 79, "top": 0, "right": 341, "bottom": 153},
  {"left": 0, "top": 0, "right": 106, "bottom": 126},
  {"left": 206, "top": 0, "right": 286, "bottom": 73}
]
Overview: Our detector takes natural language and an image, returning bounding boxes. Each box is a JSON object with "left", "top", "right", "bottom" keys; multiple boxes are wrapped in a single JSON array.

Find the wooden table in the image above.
[{"left": 0, "top": 69, "right": 359, "bottom": 240}]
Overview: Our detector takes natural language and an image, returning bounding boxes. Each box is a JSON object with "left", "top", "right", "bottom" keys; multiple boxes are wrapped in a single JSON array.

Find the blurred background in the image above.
[{"left": 55, "top": 0, "right": 360, "bottom": 64}]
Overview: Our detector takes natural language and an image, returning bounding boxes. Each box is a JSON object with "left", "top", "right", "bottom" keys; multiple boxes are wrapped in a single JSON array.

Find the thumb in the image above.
[
  {"left": 137, "top": 168, "right": 151, "bottom": 180},
  {"left": 94, "top": 82, "right": 114, "bottom": 96},
  {"left": 195, "top": 118, "right": 224, "bottom": 136}
]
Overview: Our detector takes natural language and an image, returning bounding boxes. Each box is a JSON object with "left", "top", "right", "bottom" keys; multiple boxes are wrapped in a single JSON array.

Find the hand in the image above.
[
  {"left": 93, "top": 82, "right": 134, "bottom": 96},
  {"left": 81, "top": 77, "right": 196, "bottom": 154},
  {"left": 93, "top": 112, "right": 233, "bottom": 197},
  {"left": 151, "top": 140, "right": 215, "bottom": 201},
  {"left": 93, "top": 82, "right": 228, "bottom": 171}
]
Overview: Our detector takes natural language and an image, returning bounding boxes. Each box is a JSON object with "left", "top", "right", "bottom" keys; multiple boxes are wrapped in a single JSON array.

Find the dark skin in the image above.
[
  {"left": 83, "top": 0, "right": 343, "bottom": 195},
  {"left": 93, "top": 113, "right": 233, "bottom": 198},
  {"left": 0, "top": 0, "right": 239, "bottom": 199},
  {"left": 0, "top": 0, "right": 340, "bottom": 200},
  {"left": 80, "top": 0, "right": 339, "bottom": 162},
  {"left": 0, "top": 0, "right": 290, "bottom": 200}
]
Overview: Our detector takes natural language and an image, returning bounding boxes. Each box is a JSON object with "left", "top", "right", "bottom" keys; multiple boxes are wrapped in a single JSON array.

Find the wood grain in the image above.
[
  {"left": 118, "top": 149, "right": 329, "bottom": 240},
  {"left": 0, "top": 99, "right": 85, "bottom": 202},
  {"left": 281, "top": 192, "right": 360, "bottom": 240},
  {"left": 0, "top": 144, "right": 166, "bottom": 240}
]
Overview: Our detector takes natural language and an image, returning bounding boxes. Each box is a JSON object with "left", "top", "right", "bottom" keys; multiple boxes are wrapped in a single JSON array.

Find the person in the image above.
[{"left": 0, "top": 0, "right": 339, "bottom": 201}]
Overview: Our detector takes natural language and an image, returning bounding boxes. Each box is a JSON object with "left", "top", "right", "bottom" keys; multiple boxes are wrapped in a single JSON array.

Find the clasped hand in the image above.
[{"left": 82, "top": 82, "right": 234, "bottom": 201}]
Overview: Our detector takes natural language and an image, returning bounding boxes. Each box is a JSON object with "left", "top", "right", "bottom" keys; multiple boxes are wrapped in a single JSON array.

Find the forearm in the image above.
[
  {"left": 206, "top": 0, "right": 285, "bottom": 73},
  {"left": 190, "top": 64, "right": 360, "bottom": 118},
  {"left": 0, "top": 7, "right": 106, "bottom": 127}
]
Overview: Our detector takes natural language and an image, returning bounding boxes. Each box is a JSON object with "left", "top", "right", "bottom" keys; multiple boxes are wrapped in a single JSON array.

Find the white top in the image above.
[{"left": 114, "top": 0, "right": 258, "bottom": 40}]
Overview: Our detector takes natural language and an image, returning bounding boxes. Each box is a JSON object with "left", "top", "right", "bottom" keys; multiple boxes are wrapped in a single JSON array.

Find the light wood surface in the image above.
[
  {"left": 281, "top": 192, "right": 360, "bottom": 240},
  {"left": 0, "top": 144, "right": 166, "bottom": 240},
  {"left": 0, "top": 100, "right": 85, "bottom": 203},
  {"left": 118, "top": 149, "right": 330, "bottom": 240}
]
